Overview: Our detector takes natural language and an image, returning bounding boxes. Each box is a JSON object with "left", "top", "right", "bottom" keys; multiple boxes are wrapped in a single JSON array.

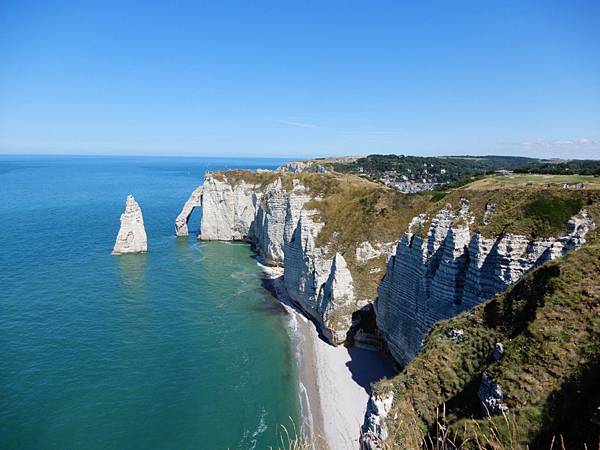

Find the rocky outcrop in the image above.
[
  {"left": 355, "top": 241, "right": 396, "bottom": 264},
  {"left": 375, "top": 204, "right": 595, "bottom": 366},
  {"left": 277, "top": 160, "right": 312, "bottom": 173},
  {"left": 355, "top": 242, "right": 381, "bottom": 264},
  {"left": 319, "top": 253, "right": 355, "bottom": 342},
  {"left": 478, "top": 372, "right": 508, "bottom": 416},
  {"left": 361, "top": 392, "right": 394, "bottom": 450},
  {"left": 253, "top": 178, "right": 294, "bottom": 265},
  {"left": 112, "top": 195, "right": 148, "bottom": 255},
  {"left": 175, "top": 186, "right": 203, "bottom": 236}
]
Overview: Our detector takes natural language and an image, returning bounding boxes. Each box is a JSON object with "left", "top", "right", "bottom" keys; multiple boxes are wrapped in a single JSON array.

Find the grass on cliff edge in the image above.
[
  {"left": 416, "top": 187, "right": 598, "bottom": 240},
  {"left": 302, "top": 173, "right": 433, "bottom": 300},
  {"left": 374, "top": 228, "right": 600, "bottom": 449}
]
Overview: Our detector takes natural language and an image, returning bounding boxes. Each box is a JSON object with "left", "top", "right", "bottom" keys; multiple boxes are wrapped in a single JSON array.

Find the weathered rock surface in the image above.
[
  {"left": 199, "top": 176, "right": 259, "bottom": 241},
  {"left": 355, "top": 241, "right": 396, "bottom": 264},
  {"left": 375, "top": 205, "right": 595, "bottom": 366},
  {"left": 277, "top": 160, "right": 312, "bottom": 173},
  {"left": 361, "top": 392, "right": 394, "bottom": 450},
  {"left": 112, "top": 195, "right": 148, "bottom": 255},
  {"left": 478, "top": 372, "right": 509, "bottom": 416},
  {"left": 355, "top": 241, "right": 381, "bottom": 264},
  {"left": 175, "top": 185, "right": 203, "bottom": 236}
]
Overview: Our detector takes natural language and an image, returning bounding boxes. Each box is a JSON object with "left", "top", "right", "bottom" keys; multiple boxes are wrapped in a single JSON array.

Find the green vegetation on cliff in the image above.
[
  {"left": 375, "top": 228, "right": 600, "bottom": 449},
  {"left": 430, "top": 187, "right": 598, "bottom": 239}
]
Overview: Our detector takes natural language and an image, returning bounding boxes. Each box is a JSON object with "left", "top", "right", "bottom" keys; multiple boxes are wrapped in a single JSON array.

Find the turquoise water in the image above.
[{"left": 0, "top": 155, "right": 300, "bottom": 449}]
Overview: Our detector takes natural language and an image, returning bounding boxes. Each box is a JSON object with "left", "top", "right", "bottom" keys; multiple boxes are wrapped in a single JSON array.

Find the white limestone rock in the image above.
[
  {"left": 356, "top": 241, "right": 397, "bottom": 265},
  {"left": 112, "top": 195, "right": 148, "bottom": 255},
  {"left": 318, "top": 253, "right": 355, "bottom": 343},
  {"left": 277, "top": 160, "right": 311, "bottom": 173},
  {"left": 283, "top": 212, "right": 330, "bottom": 316},
  {"left": 356, "top": 241, "right": 381, "bottom": 264},
  {"left": 375, "top": 205, "right": 595, "bottom": 366},
  {"left": 478, "top": 372, "right": 508, "bottom": 416},
  {"left": 493, "top": 342, "right": 504, "bottom": 361},
  {"left": 199, "top": 175, "right": 259, "bottom": 241},
  {"left": 175, "top": 185, "right": 203, "bottom": 236},
  {"left": 446, "top": 328, "right": 465, "bottom": 343},
  {"left": 361, "top": 391, "right": 394, "bottom": 450}
]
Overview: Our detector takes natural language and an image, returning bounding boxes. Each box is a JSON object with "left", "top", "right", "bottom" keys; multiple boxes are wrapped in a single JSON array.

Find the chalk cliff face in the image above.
[
  {"left": 199, "top": 176, "right": 259, "bottom": 241},
  {"left": 375, "top": 203, "right": 595, "bottom": 366},
  {"left": 282, "top": 208, "right": 355, "bottom": 342},
  {"left": 112, "top": 195, "right": 148, "bottom": 255},
  {"left": 190, "top": 173, "right": 356, "bottom": 343}
]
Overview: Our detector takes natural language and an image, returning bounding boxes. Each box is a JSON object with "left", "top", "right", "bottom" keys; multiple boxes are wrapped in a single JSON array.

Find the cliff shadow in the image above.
[{"left": 345, "top": 346, "right": 396, "bottom": 394}]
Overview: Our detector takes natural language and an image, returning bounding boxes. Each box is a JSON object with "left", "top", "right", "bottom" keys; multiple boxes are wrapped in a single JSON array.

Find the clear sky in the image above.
[{"left": 1, "top": 1, "right": 599, "bottom": 158}]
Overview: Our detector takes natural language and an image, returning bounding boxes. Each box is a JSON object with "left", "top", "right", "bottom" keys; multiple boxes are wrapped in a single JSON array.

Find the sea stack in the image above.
[{"left": 112, "top": 195, "right": 148, "bottom": 255}]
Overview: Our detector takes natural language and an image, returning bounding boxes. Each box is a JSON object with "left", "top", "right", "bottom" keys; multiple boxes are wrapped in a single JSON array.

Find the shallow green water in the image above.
[{"left": 0, "top": 155, "right": 299, "bottom": 449}]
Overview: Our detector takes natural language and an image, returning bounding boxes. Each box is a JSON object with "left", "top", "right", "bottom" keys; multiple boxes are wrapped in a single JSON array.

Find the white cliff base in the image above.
[{"left": 112, "top": 195, "right": 148, "bottom": 255}]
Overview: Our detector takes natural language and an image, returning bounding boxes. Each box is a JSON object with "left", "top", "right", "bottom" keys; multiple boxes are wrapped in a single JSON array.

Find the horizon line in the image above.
[{"left": 1, "top": 151, "right": 599, "bottom": 161}]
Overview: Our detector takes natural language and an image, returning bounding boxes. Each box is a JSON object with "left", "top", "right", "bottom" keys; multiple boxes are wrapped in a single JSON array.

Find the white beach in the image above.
[{"left": 263, "top": 266, "right": 394, "bottom": 450}]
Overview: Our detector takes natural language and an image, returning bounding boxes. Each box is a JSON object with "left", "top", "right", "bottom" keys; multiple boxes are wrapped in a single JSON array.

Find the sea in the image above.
[{"left": 0, "top": 155, "right": 301, "bottom": 449}]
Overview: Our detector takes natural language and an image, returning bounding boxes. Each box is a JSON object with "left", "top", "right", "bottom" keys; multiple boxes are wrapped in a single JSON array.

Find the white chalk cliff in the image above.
[
  {"left": 112, "top": 195, "right": 148, "bottom": 255},
  {"left": 179, "top": 173, "right": 357, "bottom": 343},
  {"left": 374, "top": 203, "right": 595, "bottom": 366}
]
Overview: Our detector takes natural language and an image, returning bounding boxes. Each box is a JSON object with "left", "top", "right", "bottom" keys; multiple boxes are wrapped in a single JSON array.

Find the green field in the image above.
[{"left": 466, "top": 173, "right": 600, "bottom": 190}]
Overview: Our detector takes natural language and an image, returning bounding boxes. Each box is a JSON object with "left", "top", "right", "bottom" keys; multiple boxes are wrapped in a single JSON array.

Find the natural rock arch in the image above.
[{"left": 175, "top": 186, "right": 203, "bottom": 236}]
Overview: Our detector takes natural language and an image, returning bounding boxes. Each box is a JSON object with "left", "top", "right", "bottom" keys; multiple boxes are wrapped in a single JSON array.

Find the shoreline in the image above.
[{"left": 260, "top": 263, "right": 394, "bottom": 450}]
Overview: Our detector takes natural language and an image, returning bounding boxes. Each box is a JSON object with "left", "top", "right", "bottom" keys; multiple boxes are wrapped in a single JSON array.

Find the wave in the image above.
[
  {"left": 238, "top": 408, "right": 268, "bottom": 450},
  {"left": 256, "top": 261, "right": 314, "bottom": 442}
]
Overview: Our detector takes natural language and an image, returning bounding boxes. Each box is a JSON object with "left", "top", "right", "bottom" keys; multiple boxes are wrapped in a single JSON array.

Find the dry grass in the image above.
[
  {"left": 414, "top": 406, "right": 576, "bottom": 450},
  {"left": 270, "top": 417, "right": 330, "bottom": 450}
]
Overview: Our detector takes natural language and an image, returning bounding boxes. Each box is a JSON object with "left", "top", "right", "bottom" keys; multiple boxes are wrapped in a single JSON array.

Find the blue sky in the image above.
[{"left": 0, "top": 1, "right": 599, "bottom": 158}]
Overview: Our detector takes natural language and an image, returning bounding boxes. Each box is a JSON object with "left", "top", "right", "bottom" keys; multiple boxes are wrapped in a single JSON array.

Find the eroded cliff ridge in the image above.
[
  {"left": 175, "top": 185, "right": 203, "bottom": 236},
  {"left": 112, "top": 195, "right": 148, "bottom": 255},
  {"left": 375, "top": 199, "right": 595, "bottom": 366}
]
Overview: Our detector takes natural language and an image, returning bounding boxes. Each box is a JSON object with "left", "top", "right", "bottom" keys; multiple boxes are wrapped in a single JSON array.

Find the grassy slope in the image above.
[{"left": 376, "top": 225, "right": 600, "bottom": 449}]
